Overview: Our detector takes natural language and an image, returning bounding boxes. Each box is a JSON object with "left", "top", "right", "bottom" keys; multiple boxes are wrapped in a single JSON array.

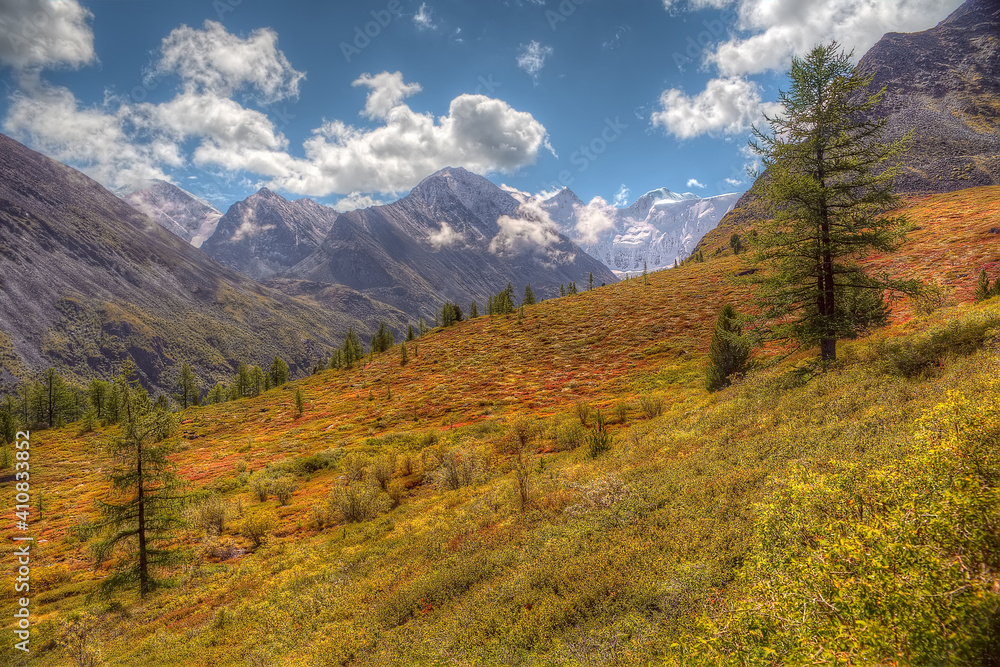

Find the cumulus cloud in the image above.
[
  {"left": 352, "top": 71, "right": 422, "bottom": 120},
  {"left": 516, "top": 41, "right": 554, "bottom": 81},
  {"left": 710, "top": 0, "right": 963, "bottom": 77},
  {"left": 725, "top": 177, "right": 743, "bottom": 186},
  {"left": 413, "top": 3, "right": 436, "bottom": 30},
  {"left": 427, "top": 221, "right": 464, "bottom": 249},
  {"left": 653, "top": 0, "right": 959, "bottom": 139},
  {"left": 4, "top": 17, "right": 549, "bottom": 196},
  {"left": 573, "top": 196, "right": 618, "bottom": 245},
  {"left": 651, "top": 76, "right": 778, "bottom": 140},
  {"left": 4, "top": 83, "right": 177, "bottom": 190},
  {"left": 489, "top": 200, "right": 563, "bottom": 259},
  {"left": 154, "top": 20, "right": 304, "bottom": 102},
  {"left": 687, "top": 178, "right": 706, "bottom": 189},
  {"left": 0, "top": 0, "right": 95, "bottom": 71},
  {"left": 275, "top": 91, "right": 551, "bottom": 196},
  {"left": 332, "top": 191, "right": 384, "bottom": 212}
]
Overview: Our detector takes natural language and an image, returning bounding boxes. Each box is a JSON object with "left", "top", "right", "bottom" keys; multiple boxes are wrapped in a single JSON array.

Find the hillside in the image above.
[
  {"left": 3, "top": 187, "right": 999, "bottom": 665},
  {"left": 0, "top": 132, "right": 406, "bottom": 394}
]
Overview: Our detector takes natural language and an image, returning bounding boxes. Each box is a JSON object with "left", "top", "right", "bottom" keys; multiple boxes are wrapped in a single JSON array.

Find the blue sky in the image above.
[{"left": 0, "top": 0, "right": 961, "bottom": 212}]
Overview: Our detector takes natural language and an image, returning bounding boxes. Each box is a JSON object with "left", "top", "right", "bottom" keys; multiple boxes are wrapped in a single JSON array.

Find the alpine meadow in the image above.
[{"left": 1, "top": 1, "right": 1000, "bottom": 666}]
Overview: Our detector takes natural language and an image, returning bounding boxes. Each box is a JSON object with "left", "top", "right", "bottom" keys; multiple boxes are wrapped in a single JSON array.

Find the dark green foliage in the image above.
[
  {"left": 587, "top": 273, "right": 594, "bottom": 291},
  {"left": 522, "top": 284, "right": 536, "bottom": 306},
  {"left": 469, "top": 301, "right": 479, "bottom": 318},
  {"left": 440, "top": 302, "right": 464, "bottom": 327},
  {"left": 89, "top": 379, "right": 110, "bottom": 420},
  {"left": 407, "top": 325, "right": 416, "bottom": 341},
  {"left": 706, "top": 304, "right": 752, "bottom": 392},
  {"left": 840, "top": 277, "right": 890, "bottom": 336},
  {"left": 371, "top": 321, "right": 395, "bottom": 354},
  {"left": 586, "top": 411, "right": 612, "bottom": 458},
  {"left": 874, "top": 311, "right": 1000, "bottom": 377},
  {"left": 295, "top": 388, "right": 304, "bottom": 418},
  {"left": 268, "top": 356, "right": 289, "bottom": 388},
  {"left": 973, "top": 269, "right": 1000, "bottom": 303},
  {"left": 93, "top": 360, "right": 183, "bottom": 599},
  {"left": 560, "top": 284, "right": 566, "bottom": 297},
  {"left": 175, "top": 363, "right": 199, "bottom": 410},
  {"left": 567, "top": 282, "right": 578, "bottom": 295},
  {"left": 342, "top": 328, "right": 365, "bottom": 367},
  {"left": 747, "top": 42, "right": 918, "bottom": 361},
  {"left": 488, "top": 283, "right": 516, "bottom": 316},
  {"left": 208, "top": 383, "right": 226, "bottom": 404},
  {"left": 400, "top": 344, "right": 409, "bottom": 366},
  {"left": 729, "top": 233, "right": 743, "bottom": 255}
]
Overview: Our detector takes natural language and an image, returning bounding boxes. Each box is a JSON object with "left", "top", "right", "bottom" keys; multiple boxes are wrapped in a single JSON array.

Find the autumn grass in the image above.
[{"left": 2, "top": 187, "right": 999, "bottom": 665}]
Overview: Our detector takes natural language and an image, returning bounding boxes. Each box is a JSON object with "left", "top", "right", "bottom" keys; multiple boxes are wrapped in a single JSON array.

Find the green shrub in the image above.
[
  {"left": 874, "top": 311, "right": 1000, "bottom": 377},
  {"left": 706, "top": 304, "right": 752, "bottom": 392},
  {"left": 554, "top": 421, "right": 586, "bottom": 451},
  {"left": 587, "top": 412, "right": 612, "bottom": 458},
  {"left": 240, "top": 511, "right": 276, "bottom": 548},
  {"left": 575, "top": 401, "right": 591, "bottom": 427}
]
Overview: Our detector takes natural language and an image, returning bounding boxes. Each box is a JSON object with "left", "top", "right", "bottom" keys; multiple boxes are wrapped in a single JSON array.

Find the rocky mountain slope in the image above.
[
  {"left": 202, "top": 188, "right": 339, "bottom": 280},
  {"left": 0, "top": 132, "right": 404, "bottom": 393},
  {"left": 856, "top": 0, "right": 1000, "bottom": 194},
  {"left": 288, "top": 167, "right": 618, "bottom": 319},
  {"left": 540, "top": 187, "right": 741, "bottom": 275},
  {"left": 715, "top": 0, "right": 999, "bottom": 233},
  {"left": 123, "top": 180, "right": 222, "bottom": 247}
]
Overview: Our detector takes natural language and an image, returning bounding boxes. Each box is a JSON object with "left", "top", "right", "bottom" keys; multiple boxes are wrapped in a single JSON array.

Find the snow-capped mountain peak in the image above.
[{"left": 123, "top": 180, "right": 222, "bottom": 248}]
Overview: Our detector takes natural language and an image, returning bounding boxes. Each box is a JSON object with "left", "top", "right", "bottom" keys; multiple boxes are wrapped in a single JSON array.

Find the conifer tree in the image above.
[
  {"left": 568, "top": 281, "right": 577, "bottom": 295},
  {"left": 469, "top": 301, "right": 479, "bottom": 318},
  {"left": 294, "top": 388, "right": 304, "bottom": 418},
  {"left": 342, "top": 328, "right": 365, "bottom": 367},
  {"left": 523, "top": 284, "right": 536, "bottom": 306},
  {"left": 93, "top": 361, "right": 183, "bottom": 599},
  {"left": 89, "top": 379, "right": 110, "bottom": 420},
  {"left": 268, "top": 356, "right": 289, "bottom": 388},
  {"left": 406, "top": 324, "right": 416, "bottom": 341},
  {"left": 588, "top": 273, "right": 594, "bottom": 291},
  {"left": 176, "top": 363, "right": 199, "bottom": 410},
  {"left": 706, "top": 305, "right": 752, "bottom": 392},
  {"left": 747, "top": 42, "right": 918, "bottom": 361},
  {"left": 371, "top": 321, "right": 395, "bottom": 353},
  {"left": 208, "top": 383, "right": 226, "bottom": 404},
  {"left": 730, "top": 233, "right": 743, "bottom": 255},
  {"left": 400, "top": 343, "right": 409, "bottom": 366},
  {"left": 974, "top": 269, "right": 993, "bottom": 303},
  {"left": 560, "top": 284, "right": 566, "bottom": 297}
]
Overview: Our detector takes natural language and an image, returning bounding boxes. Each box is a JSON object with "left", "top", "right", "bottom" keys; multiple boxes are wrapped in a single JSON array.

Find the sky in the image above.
[{"left": 0, "top": 0, "right": 962, "bottom": 213}]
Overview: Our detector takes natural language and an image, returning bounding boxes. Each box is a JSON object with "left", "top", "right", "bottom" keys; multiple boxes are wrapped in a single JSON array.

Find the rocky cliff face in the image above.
[
  {"left": 123, "top": 180, "right": 222, "bottom": 247},
  {"left": 288, "top": 167, "right": 618, "bottom": 319},
  {"left": 202, "top": 188, "right": 338, "bottom": 280},
  {"left": 856, "top": 0, "right": 1000, "bottom": 193}
]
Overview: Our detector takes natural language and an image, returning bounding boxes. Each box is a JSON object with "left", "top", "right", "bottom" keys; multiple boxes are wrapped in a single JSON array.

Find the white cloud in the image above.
[
  {"left": 413, "top": 3, "right": 436, "bottom": 30},
  {"left": 687, "top": 178, "right": 706, "bottom": 189},
  {"left": 490, "top": 199, "right": 562, "bottom": 257},
  {"left": 710, "top": 0, "right": 963, "bottom": 77},
  {"left": 427, "top": 221, "right": 463, "bottom": 249},
  {"left": 352, "top": 71, "right": 422, "bottom": 120},
  {"left": 332, "top": 191, "right": 384, "bottom": 212},
  {"left": 154, "top": 20, "right": 304, "bottom": 102},
  {"left": 275, "top": 89, "right": 551, "bottom": 196},
  {"left": 3, "top": 83, "right": 176, "bottom": 191},
  {"left": 612, "top": 184, "right": 631, "bottom": 208},
  {"left": 573, "top": 196, "right": 617, "bottom": 245},
  {"left": 0, "top": 0, "right": 95, "bottom": 71},
  {"left": 651, "top": 76, "right": 778, "bottom": 140},
  {"left": 516, "top": 41, "right": 554, "bottom": 80},
  {"left": 725, "top": 177, "right": 743, "bottom": 186}
]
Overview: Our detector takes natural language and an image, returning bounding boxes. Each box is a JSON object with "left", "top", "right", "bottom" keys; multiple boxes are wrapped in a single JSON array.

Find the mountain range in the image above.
[
  {"left": 123, "top": 180, "right": 222, "bottom": 248},
  {"left": 0, "top": 132, "right": 406, "bottom": 393}
]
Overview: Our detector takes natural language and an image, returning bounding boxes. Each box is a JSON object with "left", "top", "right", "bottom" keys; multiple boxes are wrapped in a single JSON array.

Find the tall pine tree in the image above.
[{"left": 747, "top": 42, "right": 917, "bottom": 361}]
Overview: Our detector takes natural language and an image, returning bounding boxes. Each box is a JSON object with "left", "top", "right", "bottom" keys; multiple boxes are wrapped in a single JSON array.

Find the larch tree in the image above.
[
  {"left": 747, "top": 42, "right": 918, "bottom": 362},
  {"left": 93, "top": 360, "right": 184, "bottom": 599},
  {"left": 176, "top": 363, "right": 199, "bottom": 410}
]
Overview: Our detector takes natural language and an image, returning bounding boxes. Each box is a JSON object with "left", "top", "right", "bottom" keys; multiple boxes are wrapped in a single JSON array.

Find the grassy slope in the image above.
[{"left": 2, "top": 187, "right": 999, "bottom": 666}]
